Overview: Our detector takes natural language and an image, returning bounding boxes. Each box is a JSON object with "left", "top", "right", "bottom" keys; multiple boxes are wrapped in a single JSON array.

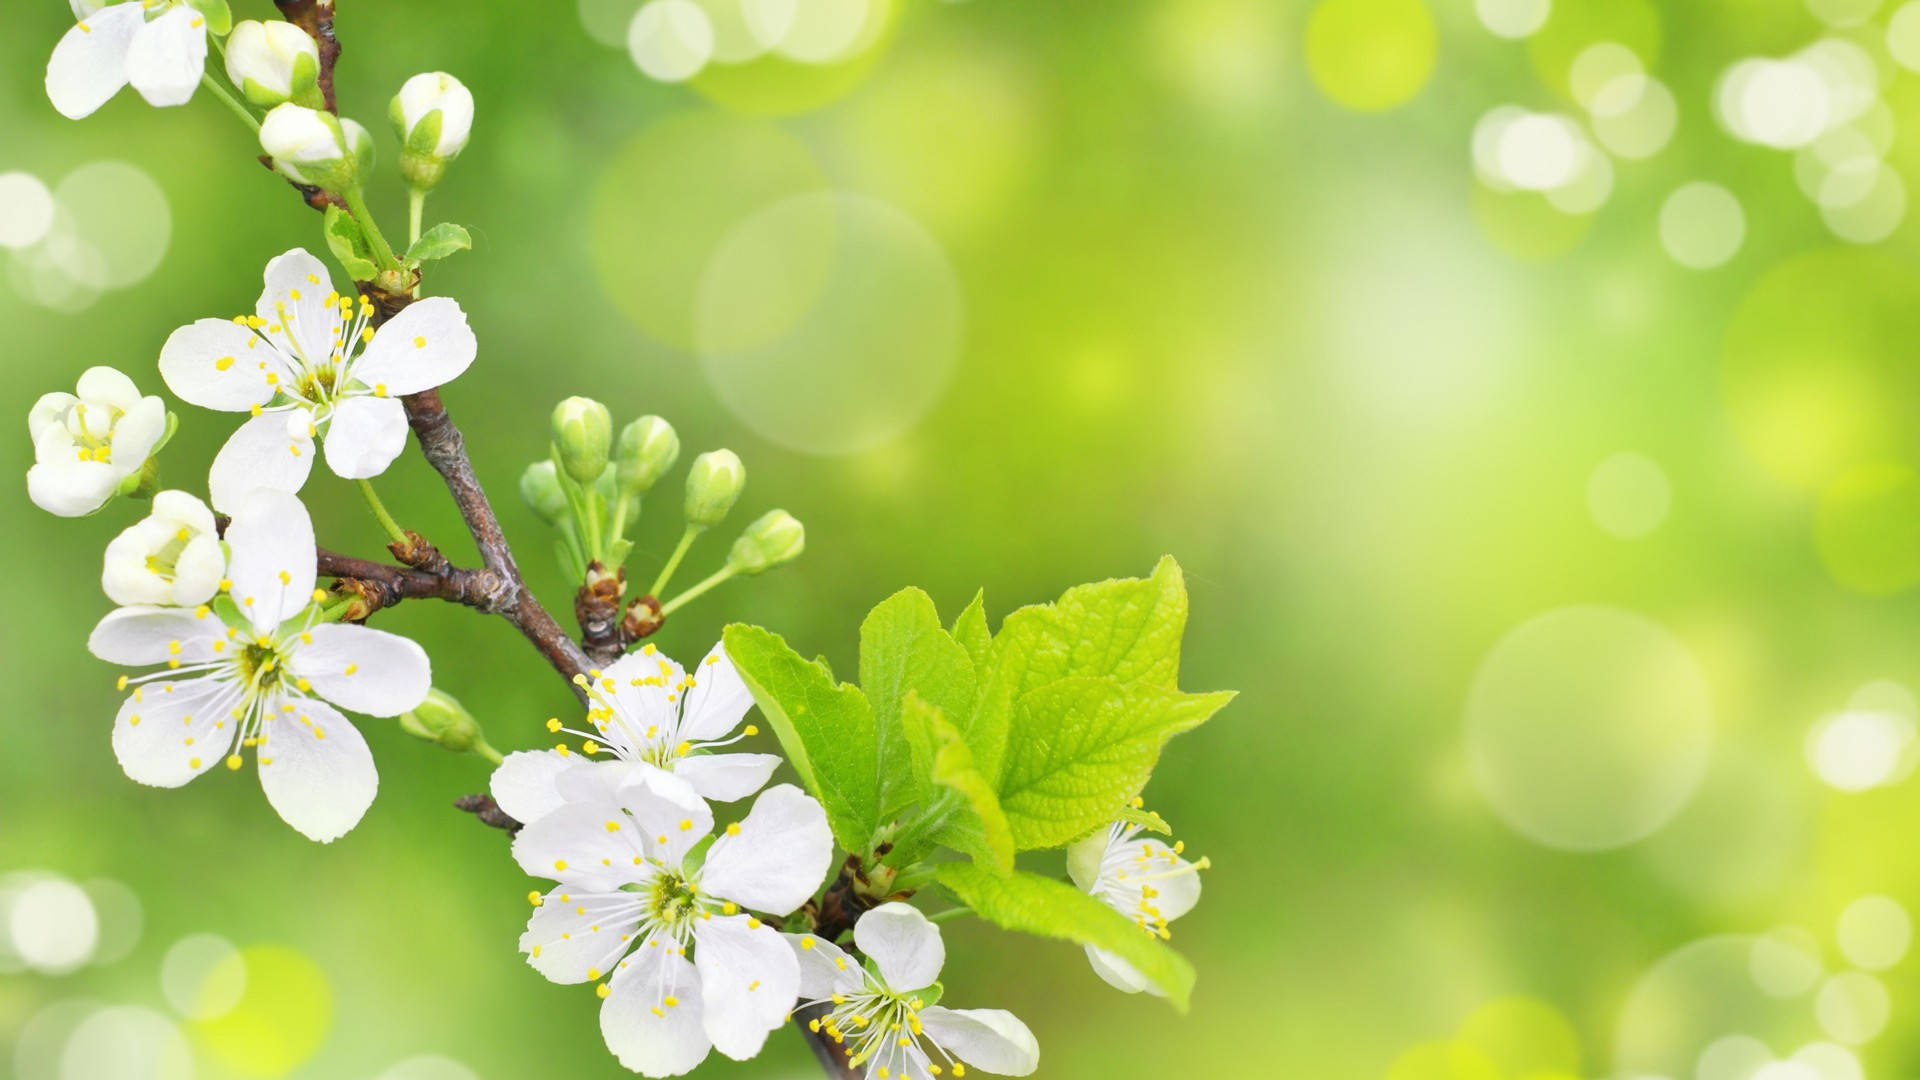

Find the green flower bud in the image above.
[
  {"left": 342, "top": 117, "right": 376, "bottom": 179},
  {"left": 684, "top": 449, "right": 745, "bottom": 528},
  {"left": 224, "top": 20, "right": 321, "bottom": 108},
  {"left": 727, "top": 509, "right": 803, "bottom": 575},
  {"left": 259, "top": 103, "right": 355, "bottom": 193},
  {"left": 398, "top": 688, "right": 491, "bottom": 755},
  {"left": 519, "top": 460, "right": 567, "bottom": 525},
  {"left": 390, "top": 72, "right": 474, "bottom": 192},
  {"left": 551, "top": 397, "right": 612, "bottom": 486},
  {"left": 615, "top": 415, "right": 680, "bottom": 497}
]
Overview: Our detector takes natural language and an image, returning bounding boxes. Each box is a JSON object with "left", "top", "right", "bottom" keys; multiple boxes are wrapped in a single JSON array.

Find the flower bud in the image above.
[
  {"left": 342, "top": 117, "right": 375, "bottom": 178},
  {"left": 727, "top": 510, "right": 804, "bottom": 575},
  {"left": 520, "top": 460, "right": 568, "bottom": 525},
  {"left": 615, "top": 415, "right": 679, "bottom": 498},
  {"left": 27, "top": 366, "right": 169, "bottom": 517},
  {"left": 102, "top": 490, "right": 226, "bottom": 606},
  {"left": 398, "top": 688, "right": 493, "bottom": 756},
  {"left": 224, "top": 20, "right": 321, "bottom": 108},
  {"left": 259, "top": 103, "right": 355, "bottom": 192},
  {"left": 683, "top": 449, "right": 745, "bottom": 528},
  {"left": 551, "top": 397, "right": 612, "bottom": 486},
  {"left": 389, "top": 72, "right": 474, "bottom": 191}
]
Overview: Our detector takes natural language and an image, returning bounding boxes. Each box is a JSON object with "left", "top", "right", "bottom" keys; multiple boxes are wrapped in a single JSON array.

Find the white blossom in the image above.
[
  {"left": 46, "top": 1, "right": 212, "bottom": 120},
  {"left": 787, "top": 903, "right": 1041, "bottom": 1078},
  {"left": 1065, "top": 811, "right": 1207, "bottom": 995},
  {"left": 391, "top": 71, "right": 474, "bottom": 159},
  {"left": 101, "top": 489, "right": 225, "bottom": 606},
  {"left": 157, "top": 248, "right": 477, "bottom": 511},
  {"left": 87, "top": 487, "right": 431, "bottom": 841},
  {"left": 27, "top": 366, "right": 168, "bottom": 517},
  {"left": 224, "top": 19, "right": 318, "bottom": 107}
]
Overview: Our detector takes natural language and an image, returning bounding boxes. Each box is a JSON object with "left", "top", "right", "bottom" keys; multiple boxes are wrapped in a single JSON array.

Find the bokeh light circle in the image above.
[
  {"left": 61, "top": 1005, "right": 192, "bottom": 1080},
  {"left": 1813, "top": 972, "right": 1888, "bottom": 1044},
  {"left": 1305, "top": 0, "right": 1437, "bottom": 112},
  {"left": 1587, "top": 452, "right": 1671, "bottom": 538},
  {"left": 1699, "top": 1034, "right": 1774, "bottom": 1080},
  {"left": 1834, "top": 895, "right": 1910, "bottom": 970},
  {"left": 1465, "top": 606, "right": 1713, "bottom": 851},
  {"left": 1456, "top": 996, "right": 1581, "bottom": 1075},
  {"left": 1591, "top": 75, "right": 1676, "bottom": 158},
  {"left": 772, "top": 0, "right": 872, "bottom": 63},
  {"left": 1616, "top": 936, "right": 1822, "bottom": 1076},
  {"left": 1497, "top": 114, "right": 1583, "bottom": 190},
  {"left": 579, "top": 0, "right": 641, "bottom": 46},
  {"left": 50, "top": 161, "right": 170, "bottom": 289},
  {"left": 192, "top": 945, "right": 332, "bottom": 1077},
  {"left": 161, "top": 932, "right": 246, "bottom": 1020},
  {"left": 1806, "top": 0, "right": 1882, "bottom": 26},
  {"left": 1813, "top": 461, "right": 1920, "bottom": 594},
  {"left": 1792, "top": 1042, "right": 1865, "bottom": 1080},
  {"left": 628, "top": 0, "right": 715, "bottom": 83},
  {"left": 695, "top": 191, "right": 962, "bottom": 455},
  {"left": 1529, "top": 0, "right": 1663, "bottom": 100},
  {"left": 1659, "top": 183, "right": 1745, "bottom": 269},
  {"left": 1891, "top": 2, "right": 1920, "bottom": 70},
  {"left": 0, "top": 171, "right": 57, "bottom": 249},
  {"left": 1806, "top": 707, "right": 1916, "bottom": 789},
  {"left": 10, "top": 876, "right": 99, "bottom": 974},
  {"left": 14, "top": 999, "right": 99, "bottom": 1080},
  {"left": 1749, "top": 927, "right": 1824, "bottom": 998},
  {"left": 1570, "top": 42, "right": 1643, "bottom": 108},
  {"left": 1819, "top": 163, "right": 1906, "bottom": 243},
  {"left": 82, "top": 877, "right": 143, "bottom": 966},
  {"left": 375, "top": 1055, "right": 484, "bottom": 1080},
  {"left": 1476, "top": 0, "right": 1551, "bottom": 39}
]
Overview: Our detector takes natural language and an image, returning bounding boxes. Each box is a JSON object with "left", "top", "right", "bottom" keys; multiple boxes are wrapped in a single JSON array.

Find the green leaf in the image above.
[
  {"left": 900, "top": 694, "right": 1013, "bottom": 875},
  {"left": 723, "top": 624, "right": 879, "bottom": 854},
  {"left": 859, "top": 588, "right": 976, "bottom": 819},
  {"left": 322, "top": 205, "right": 379, "bottom": 282},
  {"left": 407, "top": 222, "right": 473, "bottom": 265},
  {"left": 966, "top": 556, "right": 1191, "bottom": 782},
  {"left": 951, "top": 590, "right": 991, "bottom": 672},
  {"left": 936, "top": 862, "right": 1196, "bottom": 1010},
  {"left": 997, "top": 677, "right": 1233, "bottom": 849},
  {"left": 1115, "top": 806, "right": 1172, "bottom": 835}
]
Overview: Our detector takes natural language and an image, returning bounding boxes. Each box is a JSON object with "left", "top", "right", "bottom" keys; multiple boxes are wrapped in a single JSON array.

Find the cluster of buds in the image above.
[{"left": 521, "top": 398, "right": 804, "bottom": 638}]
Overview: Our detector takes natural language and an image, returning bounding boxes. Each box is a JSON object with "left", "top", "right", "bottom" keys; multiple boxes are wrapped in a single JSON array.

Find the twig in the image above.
[
  {"left": 454, "top": 793, "right": 523, "bottom": 834},
  {"left": 273, "top": 0, "right": 341, "bottom": 113}
]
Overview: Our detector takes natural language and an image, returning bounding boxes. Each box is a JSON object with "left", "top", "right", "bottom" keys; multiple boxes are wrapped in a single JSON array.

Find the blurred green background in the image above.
[{"left": 8, "top": 0, "right": 1920, "bottom": 1077}]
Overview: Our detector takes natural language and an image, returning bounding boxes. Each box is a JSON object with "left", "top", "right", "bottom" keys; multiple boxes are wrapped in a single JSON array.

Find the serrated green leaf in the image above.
[
  {"left": 951, "top": 590, "right": 991, "bottom": 672},
  {"left": 408, "top": 222, "right": 472, "bottom": 264},
  {"left": 860, "top": 588, "right": 976, "bottom": 819},
  {"left": 723, "top": 624, "right": 879, "bottom": 854},
  {"left": 322, "top": 205, "right": 379, "bottom": 282},
  {"left": 937, "top": 862, "right": 1196, "bottom": 1010},
  {"left": 998, "top": 678, "right": 1233, "bottom": 849},
  {"left": 901, "top": 693, "right": 1013, "bottom": 875},
  {"left": 966, "top": 556, "right": 1190, "bottom": 782}
]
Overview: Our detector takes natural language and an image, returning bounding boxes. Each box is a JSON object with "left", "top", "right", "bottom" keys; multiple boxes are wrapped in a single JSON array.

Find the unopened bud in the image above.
[
  {"left": 342, "top": 117, "right": 375, "bottom": 179},
  {"left": 684, "top": 449, "right": 744, "bottom": 528},
  {"left": 224, "top": 19, "right": 320, "bottom": 108},
  {"left": 615, "top": 415, "right": 679, "bottom": 497},
  {"left": 727, "top": 509, "right": 803, "bottom": 575},
  {"left": 551, "top": 397, "right": 613, "bottom": 486},
  {"left": 390, "top": 71, "right": 474, "bottom": 191},
  {"left": 519, "top": 460, "right": 567, "bottom": 525},
  {"left": 398, "top": 688, "right": 490, "bottom": 755},
  {"left": 259, "top": 103, "right": 355, "bottom": 192}
]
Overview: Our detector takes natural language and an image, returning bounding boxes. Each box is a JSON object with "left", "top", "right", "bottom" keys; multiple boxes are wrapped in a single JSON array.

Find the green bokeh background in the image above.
[{"left": 6, "top": 0, "right": 1920, "bottom": 1077}]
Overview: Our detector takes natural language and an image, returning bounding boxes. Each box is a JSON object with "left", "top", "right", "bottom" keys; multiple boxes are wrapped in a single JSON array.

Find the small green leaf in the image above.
[
  {"left": 998, "top": 678, "right": 1233, "bottom": 849},
  {"left": 936, "top": 862, "right": 1196, "bottom": 1010},
  {"left": 723, "top": 624, "right": 880, "bottom": 854},
  {"left": 859, "top": 588, "right": 976, "bottom": 819},
  {"left": 407, "top": 222, "right": 473, "bottom": 264},
  {"left": 322, "top": 205, "right": 379, "bottom": 282},
  {"left": 951, "top": 590, "right": 991, "bottom": 672},
  {"left": 901, "top": 693, "right": 1013, "bottom": 875}
]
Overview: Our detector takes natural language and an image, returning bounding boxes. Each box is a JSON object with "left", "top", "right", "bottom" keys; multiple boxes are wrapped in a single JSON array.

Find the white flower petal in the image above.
[
  {"left": 159, "top": 318, "right": 277, "bottom": 411},
  {"left": 694, "top": 914, "right": 798, "bottom": 1060},
  {"left": 854, "top": 903, "right": 946, "bottom": 993},
  {"left": 45, "top": 2, "right": 141, "bottom": 119},
  {"left": 1066, "top": 830, "right": 1105, "bottom": 893},
  {"left": 519, "top": 886, "right": 644, "bottom": 984},
  {"left": 351, "top": 296, "right": 476, "bottom": 396},
  {"left": 28, "top": 457, "right": 118, "bottom": 516},
  {"left": 672, "top": 752, "right": 780, "bottom": 802},
  {"left": 288, "top": 623, "right": 430, "bottom": 716},
  {"left": 153, "top": 489, "right": 215, "bottom": 533},
  {"left": 782, "top": 932, "right": 864, "bottom": 999},
  {"left": 613, "top": 766, "right": 713, "bottom": 867},
  {"left": 677, "top": 641, "right": 753, "bottom": 742},
  {"left": 102, "top": 524, "right": 175, "bottom": 606},
  {"left": 124, "top": 4, "right": 206, "bottom": 107},
  {"left": 1084, "top": 945, "right": 1156, "bottom": 995},
  {"left": 171, "top": 533, "right": 226, "bottom": 605},
  {"left": 258, "top": 696, "right": 377, "bottom": 842},
  {"left": 321, "top": 394, "right": 408, "bottom": 479},
  {"left": 255, "top": 248, "right": 344, "bottom": 368},
  {"left": 555, "top": 758, "right": 642, "bottom": 804},
  {"left": 75, "top": 365, "right": 142, "bottom": 408},
  {"left": 207, "top": 409, "right": 315, "bottom": 512},
  {"left": 112, "top": 676, "right": 234, "bottom": 787},
  {"left": 224, "top": 486, "right": 316, "bottom": 633},
  {"left": 29, "top": 392, "right": 79, "bottom": 441},
  {"left": 108, "top": 396, "right": 168, "bottom": 476},
  {"left": 918, "top": 1007, "right": 1041, "bottom": 1076},
  {"left": 510, "top": 799, "right": 651, "bottom": 892},
  {"left": 490, "top": 750, "right": 572, "bottom": 825},
  {"left": 697, "top": 784, "right": 832, "bottom": 916},
  {"left": 88, "top": 606, "right": 225, "bottom": 665},
  {"left": 600, "top": 938, "right": 710, "bottom": 1077}
]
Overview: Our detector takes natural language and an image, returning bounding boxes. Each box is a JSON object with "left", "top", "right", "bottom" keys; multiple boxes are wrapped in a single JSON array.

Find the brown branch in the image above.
[
  {"left": 454, "top": 793, "right": 522, "bottom": 834},
  {"left": 273, "top": 0, "right": 341, "bottom": 113},
  {"left": 789, "top": 856, "right": 885, "bottom": 1078}
]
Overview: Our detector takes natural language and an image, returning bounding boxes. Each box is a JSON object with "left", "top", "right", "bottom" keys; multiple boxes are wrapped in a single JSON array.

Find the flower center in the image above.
[
  {"left": 641, "top": 870, "right": 704, "bottom": 930},
  {"left": 144, "top": 527, "right": 194, "bottom": 580}
]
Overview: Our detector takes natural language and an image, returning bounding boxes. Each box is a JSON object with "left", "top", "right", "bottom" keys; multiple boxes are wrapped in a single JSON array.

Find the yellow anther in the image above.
[
  {"left": 679, "top": 819, "right": 693, "bottom": 831},
  {"left": 556, "top": 744, "right": 571, "bottom": 756},
  {"left": 547, "top": 717, "right": 563, "bottom": 732},
  {"left": 582, "top": 740, "right": 600, "bottom": 755},
  {"left": 747, "top": 918, "right": 762, "bottom": 930},
  {"left": 800, "top": 937, "right": 815, "bottom": 950},
  {"left": 726, "top": 823, "right": 742, "bottom": 836},
  {"left": 743, "top": 725, "right": 759, "bottom": 736},
  {"left": 663, "top": 995, "right": 679, "bottom": 1008},
  {"left": 215, "top": 356, "right": 234, "bottom": 371},
  {"left": 554, "top": 859, "right": 568, "bottom": 871},
  {"left": 596, "top": 983, "right": 610, "bottom": 999},
  {"left": 528, "top": 891, "right": 543, "bottom": 906},
  {"left": 226, "top": 755, "right": 243, "bottom": 771},
  {"left": 606, "top": 820, "right": 621, "bottom": 832},
  {"left": 587, "top": 967, "right": 601, "bottom": 980},
  {"left": 311, "top": 588, "right": 326, "bottom": 603}
]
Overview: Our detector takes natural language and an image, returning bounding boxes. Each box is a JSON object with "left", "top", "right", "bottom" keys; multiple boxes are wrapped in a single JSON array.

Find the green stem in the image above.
[
  {"left": 355, "top": 479, "right": 409, "bottom": 545},
  {"left": 408, "top": 188, "right": 426, "bottom": 248},
  {"left": 607, "top": 494, "right": 632, "bottom": 553},
  {"left": 343, "top": 186, "right": 402, "bottom": 271},
  {"left": 583, "top": 489, "right": 606, "bottom": 566},
  {"left": 648, "top": 525, "right": 702, "bottom": 598},
  {"left": 659, "top": 564, "right": 737, "bottom": 617},
  {"left": 474, "top": 740, "right": 504, "bottom": 766},
  {"left": 200, "top": 73, "right": 259, "bottom": 132}
]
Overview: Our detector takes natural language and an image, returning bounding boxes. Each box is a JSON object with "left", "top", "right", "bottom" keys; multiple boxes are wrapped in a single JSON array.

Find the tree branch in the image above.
[{"left": 273, "top": 0, "right": 341, "bottom": 113}]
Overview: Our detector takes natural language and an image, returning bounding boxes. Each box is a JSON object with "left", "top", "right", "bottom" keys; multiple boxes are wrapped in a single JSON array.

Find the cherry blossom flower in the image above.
[
  {"left": 27, "top": 366, "right": 169, "bottom": 517},
  {"left": 46, "top": 0, "right": 217, "bottom": 121},
  {"left": 1066, "top": 812, "right": 1208, "bottom": 996},
  {"left": 101, "top": 489, "right": 225, "bottom": 606}
]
